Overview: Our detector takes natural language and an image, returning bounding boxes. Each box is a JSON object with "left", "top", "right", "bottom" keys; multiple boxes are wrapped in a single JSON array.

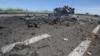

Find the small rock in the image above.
[
  {"left": 63, "top": 38, "right": 68, "bottom": 41},
  {"left": 87, "top": 51, "right": 92, "bottom": 55},
  {"left": 31, "top": 32, "right": 35, "bottom": 35},
  {"left": 88, "top": 19, "right": 92, "bottom": 22}
]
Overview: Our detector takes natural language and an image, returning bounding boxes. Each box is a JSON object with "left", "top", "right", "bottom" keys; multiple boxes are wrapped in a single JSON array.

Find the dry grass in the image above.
[{"left": 82, "top": 32, "right": 100, "bottom": 40}]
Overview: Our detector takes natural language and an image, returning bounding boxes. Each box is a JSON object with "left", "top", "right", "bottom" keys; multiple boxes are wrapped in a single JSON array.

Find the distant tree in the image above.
[
  {"left": 0, "top": 9, "right": 3, "bottom": 11},
  {"left": 86, "top": 13, "right": 89, "bottom": 15},
  {"left": 5, "top": 8, "right": 14, "bottom": 11},
  {"left": 0, "top": 8, "right": 32, "bottom": 14},
  {"left": 14, "top": 8, "right": 24, "bottom": 11},
  {"left": 5, "top": 8, "right": 24, "bottom": 12}
]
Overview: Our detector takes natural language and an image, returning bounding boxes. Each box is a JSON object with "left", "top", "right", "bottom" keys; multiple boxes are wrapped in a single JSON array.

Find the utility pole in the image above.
[{"left": 26, "top": 8, "right": 29, "bottom": 16}]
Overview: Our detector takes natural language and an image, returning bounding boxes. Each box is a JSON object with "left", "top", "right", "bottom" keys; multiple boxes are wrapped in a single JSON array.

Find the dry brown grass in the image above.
[{"left": 82, "top": 32, "right": 100, "bottom": 40}]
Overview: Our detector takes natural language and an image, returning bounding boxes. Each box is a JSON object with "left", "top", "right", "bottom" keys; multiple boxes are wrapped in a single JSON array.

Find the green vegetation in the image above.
[
  {"left": 0, "top": 8, "right": 52, "bottom": 14},
  {"left": 0, "top": 8, "right": 26, "bottom": 14},
  {"left": 4, "top": 8, "right": 24, "bottom": 12}
]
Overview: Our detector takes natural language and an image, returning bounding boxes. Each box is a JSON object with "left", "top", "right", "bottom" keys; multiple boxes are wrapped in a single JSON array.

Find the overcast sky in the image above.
[{"left": 0, "top": 0, "right": 100, "bottom": 15}]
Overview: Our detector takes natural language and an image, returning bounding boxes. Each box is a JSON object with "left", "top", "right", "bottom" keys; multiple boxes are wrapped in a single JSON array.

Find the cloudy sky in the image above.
[{"left": 0, "top": 0, "right": 100, "bottom": 15}]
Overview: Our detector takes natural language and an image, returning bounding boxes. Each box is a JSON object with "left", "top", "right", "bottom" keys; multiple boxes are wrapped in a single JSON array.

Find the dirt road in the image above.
[{"left": 0, "top": 15, "right": 100, "bottom": 56}]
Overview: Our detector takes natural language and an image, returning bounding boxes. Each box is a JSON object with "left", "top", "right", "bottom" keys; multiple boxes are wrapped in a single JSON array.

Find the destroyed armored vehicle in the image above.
[
  {"left": 49, "top": 6, "right": 77, "bottom": 20},
  {"left": 25, "top": 6, "right": 77, "bottom": 27}
]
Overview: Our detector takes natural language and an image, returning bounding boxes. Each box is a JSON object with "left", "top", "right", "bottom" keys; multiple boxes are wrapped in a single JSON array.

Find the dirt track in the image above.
[{"left": 0, "top": 15, "right": 100, "bottom": 56}]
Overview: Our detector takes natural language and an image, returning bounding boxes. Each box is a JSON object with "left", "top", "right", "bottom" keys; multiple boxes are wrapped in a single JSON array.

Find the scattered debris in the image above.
[
  {"left": 0, "top": 26, "right": 5, "bottom": 29},
  {"left": 27, "top": 23, "right": 38, "bottom": 27},
  {"left": 27, "top": 50, "right": 39, "bottom": 56},
  {"left": 26, "top": 20, "right": 39, "bottom": 28},
  {"left": 9, "top": 54, "right": 24, "bottom": 56},
  {"left": 13, "top": 44, "right": 30, "bottom": 50},
  {"left": 37, "top": 44, "right": 49, "bottom": 49}
]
